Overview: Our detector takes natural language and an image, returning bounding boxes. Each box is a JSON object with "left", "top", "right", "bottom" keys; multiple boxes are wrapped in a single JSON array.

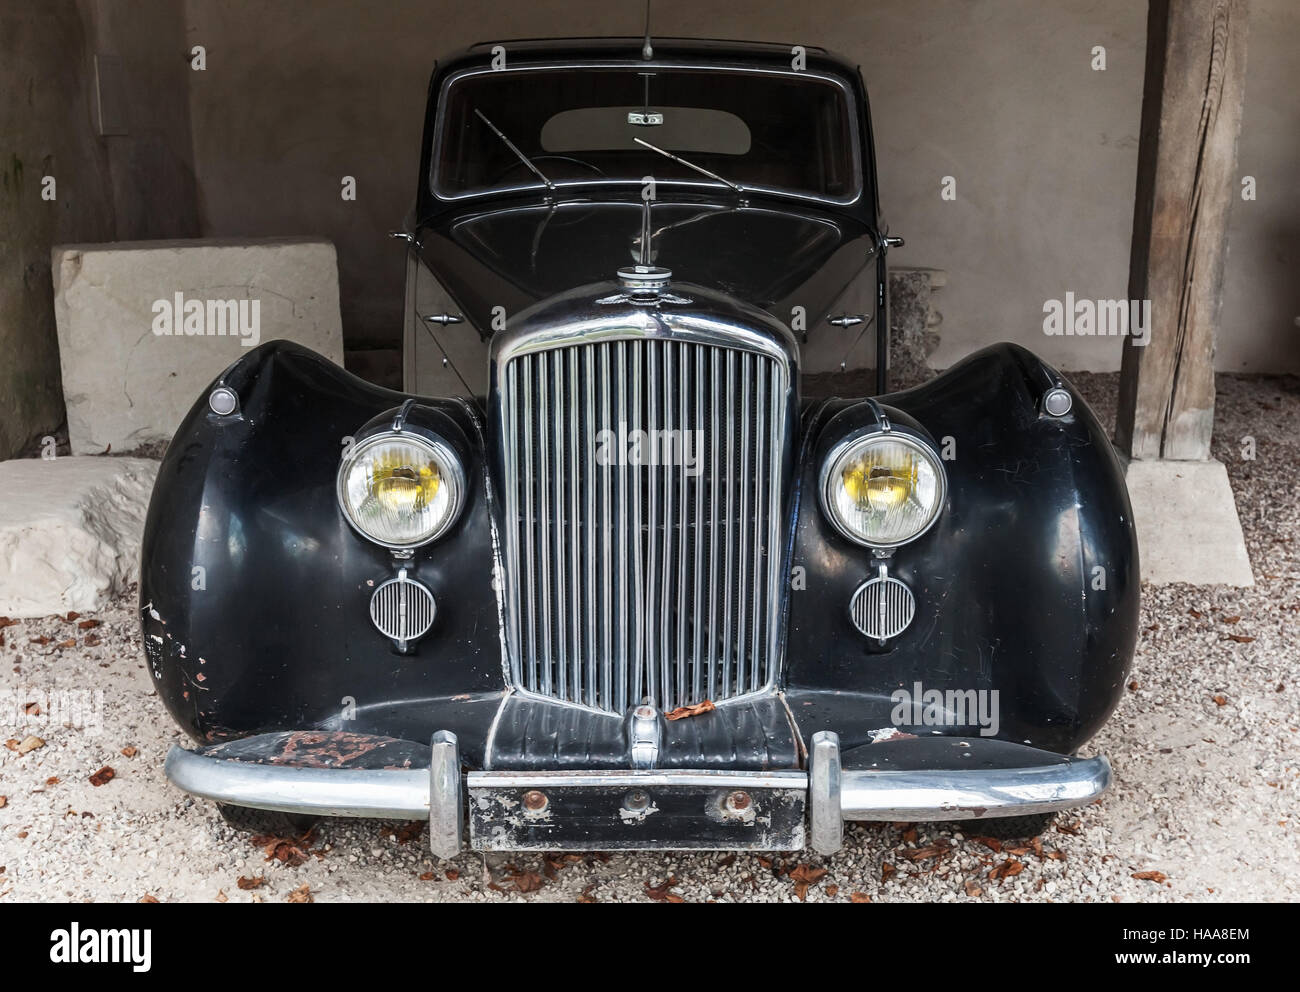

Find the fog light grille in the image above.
[
  {"left": 849, "top": 569, "right": 915, "bottom": 642},
  {"left": 370, "top": 571, "right": 436, "bottom": 649}
]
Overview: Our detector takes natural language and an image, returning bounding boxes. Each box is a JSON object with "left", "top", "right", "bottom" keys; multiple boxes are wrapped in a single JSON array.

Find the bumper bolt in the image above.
[
  {"left": 725, "top": 790, "right": 752, "bottom": 813},
  {"left": 623, "top": 789, "right": 651, "bottom": 812},
  {"left": 522, "top": 790, "right": 548, "bottom": 812}
]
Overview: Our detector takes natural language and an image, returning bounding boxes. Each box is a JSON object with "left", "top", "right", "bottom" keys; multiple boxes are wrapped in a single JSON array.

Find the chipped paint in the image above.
[{"left": 618, "top": 801, "right": 660, "bottom": 823}]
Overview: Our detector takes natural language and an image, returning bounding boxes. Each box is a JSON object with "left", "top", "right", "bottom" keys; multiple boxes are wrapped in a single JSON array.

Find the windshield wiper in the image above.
[
  {"left": 474, "top": 109, "right": 555, "bottom": 192},
  {"left": 633, "top": 136, "right": 746, "bottom": 198}
]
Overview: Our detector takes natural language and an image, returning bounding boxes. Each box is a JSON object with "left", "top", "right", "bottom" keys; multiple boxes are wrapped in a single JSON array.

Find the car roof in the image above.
[{"left": 449, "top": 36, "right": 859, "bottom": 78}]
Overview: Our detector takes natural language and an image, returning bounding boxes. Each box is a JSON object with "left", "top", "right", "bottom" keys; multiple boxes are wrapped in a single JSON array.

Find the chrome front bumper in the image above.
[{"left": 165, "top": 730, "right": 1111, "bottom": 857}]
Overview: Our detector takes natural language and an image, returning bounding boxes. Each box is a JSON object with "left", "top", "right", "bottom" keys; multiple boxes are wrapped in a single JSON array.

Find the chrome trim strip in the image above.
[
  {"left": 163, "top": 745, "right": 429, "bottom": 820},
  {"left": 467, "top": 770, "right": 807, "bottom": 791},
  {"left": 839, "top": 756, "right": 1112, "bottom": 822}
]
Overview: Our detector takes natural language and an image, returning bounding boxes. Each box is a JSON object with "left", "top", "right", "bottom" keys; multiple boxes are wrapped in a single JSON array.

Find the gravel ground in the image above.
[{"left": 1, "top": 372, "right": 1296, "bottom": 904}]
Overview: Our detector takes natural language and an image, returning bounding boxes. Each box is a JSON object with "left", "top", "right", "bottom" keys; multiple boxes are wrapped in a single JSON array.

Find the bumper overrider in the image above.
[{"left": 165, "top": 729, "right": 1110, "bottom": 856}]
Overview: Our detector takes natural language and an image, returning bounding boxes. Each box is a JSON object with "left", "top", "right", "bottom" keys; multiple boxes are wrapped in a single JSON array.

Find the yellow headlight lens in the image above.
[
  {"left": 825, "top": 435, "right": 944, "bottom": 547},
  {"left": 339, "top": 435, "right": 461, "bottom": 548}
]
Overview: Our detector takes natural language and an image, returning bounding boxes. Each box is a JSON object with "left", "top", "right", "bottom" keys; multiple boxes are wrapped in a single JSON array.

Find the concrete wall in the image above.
[
  {"left": 1222, "top": 0, "right": 1300, "bottom": 372},
  {"left": 0, "top": 0, "right": 198, "bottom": 460},
  {"left": 0, "top": 2, "right": 115, "bottom": 460}
]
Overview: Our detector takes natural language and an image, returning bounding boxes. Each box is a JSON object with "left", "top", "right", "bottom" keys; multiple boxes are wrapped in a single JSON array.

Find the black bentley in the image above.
[{"left": 143, "top": 38, "right": 1138, "bottom": 855}]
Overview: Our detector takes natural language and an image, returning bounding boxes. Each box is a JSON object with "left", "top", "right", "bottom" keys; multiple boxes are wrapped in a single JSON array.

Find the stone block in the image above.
[{"left": 52, "top": 238, "right": 343, "bottom": 454}]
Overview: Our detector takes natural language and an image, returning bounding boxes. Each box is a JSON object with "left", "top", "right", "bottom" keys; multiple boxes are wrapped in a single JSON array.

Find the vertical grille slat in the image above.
[{"left": 502, "top": 336, "right": 787, "bottom": 715}]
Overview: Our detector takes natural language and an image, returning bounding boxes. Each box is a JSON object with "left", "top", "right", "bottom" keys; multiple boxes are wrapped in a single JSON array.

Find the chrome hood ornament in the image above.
[{"left": 595, "top": 265, "right": 693, "bottom": 307}]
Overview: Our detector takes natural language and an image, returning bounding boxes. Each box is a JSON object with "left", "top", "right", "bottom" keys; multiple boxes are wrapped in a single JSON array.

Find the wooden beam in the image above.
[{"left": 1116, "top": 0, "right": 1249, "bottom": 461}]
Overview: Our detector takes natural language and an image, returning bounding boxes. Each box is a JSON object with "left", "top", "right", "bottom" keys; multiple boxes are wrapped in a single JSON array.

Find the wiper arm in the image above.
[
  {"left": 633, "top": 137, "right": 745, "bottom": 198},
  {"left": 474, "top": 109, "right": 555, "bottom": 192}
]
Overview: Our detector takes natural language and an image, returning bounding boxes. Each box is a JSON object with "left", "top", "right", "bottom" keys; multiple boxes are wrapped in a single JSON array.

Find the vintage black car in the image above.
[{"left": 143, "top": 38, "right": 1138, "bottom": 855}]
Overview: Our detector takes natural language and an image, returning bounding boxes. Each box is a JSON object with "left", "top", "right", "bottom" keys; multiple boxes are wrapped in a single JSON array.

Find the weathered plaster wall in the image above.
[
  {"left": 0, "top": 0, "right": 198, "bottom": 459},
  {"left": 0, "top": 2, "right": 115, "bottom": 459}
]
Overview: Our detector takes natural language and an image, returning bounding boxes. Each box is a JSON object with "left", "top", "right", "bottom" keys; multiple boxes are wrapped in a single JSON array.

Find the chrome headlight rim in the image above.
[
  {"left": 336, "top": 429, "right": 466, "bottom": 550},
  {"left": 818, "top": 427, "right": 948, "bottom": 550}
]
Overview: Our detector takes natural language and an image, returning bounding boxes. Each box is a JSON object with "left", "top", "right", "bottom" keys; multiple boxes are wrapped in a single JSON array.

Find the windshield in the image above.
[{"left": 432, "top": 66, "right": 860, "bottom": 202}]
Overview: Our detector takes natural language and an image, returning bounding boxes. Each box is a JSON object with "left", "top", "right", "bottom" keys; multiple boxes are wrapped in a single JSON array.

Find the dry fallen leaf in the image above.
[
  {"left": 16, "top": 736, "right": 44, "bottom": 755},
  {"left": 64, "top": 612, "right": 80, "bottom": 621},
  {"left": 1212, "top": 694, "right": 1228, "bottom": 706},
  {"left": 1131, "top": 870, "right": 1167, "bottom": 883},
  {"left": 0, "top": 796, "right": 7, "bottom": 809},
  {"left": 850, "top": 892, "right": 871, "bottom": 903},
  {"left": 286, "top": 884, "right": 313, "bottom": 903},
  {"left": 77, "top": 619, "right": 101, "bottom": 630},
  {"left": 45, "top": 776, "right": 59, "bottom": 786},
  {"left": 964, "top": 880, "right": 983, "bottom": 897},
  {"left": 1226, "top": 634, "right": 1255, "bottom": 644},
  {"left": 120, "top": 746, "right": 137, "bottom": 758},
  {"left": 29, "top": 636, "right": 50, "bottom": 646},
  {"left": 1221, "top": 615, "right": 1241, "bottom": 624},
  {"left": 644, "top": 875, "right": 684, "bottom": 902},
  {"left": 88, "top": 766, "right": 115, "bottom": 787},
  {"left": 56, "top": 639, "right": 76, "bottom": 649},
  {"left": 138, "top": 895, "right": 159, "bottom": 903},
  {"left": 393, "top": 820, "right": 423, "bottom": 845},
  {"left": 215, "top": 889, "right": 228, "bottom": 903},
  {"left": 445, "top": 867, "right": 460, "bottom": 881},
  {"left": 903, "top": 843, "right": 950, "bottom": 862},
  {"left": 825, "top": 884, "right": 839, "bottom": 898},
  {"left": 788, "top": 864, "right": 828, "bottom": 901},
  {"left": 989, "top": 859, "right": 1025, "bottom": 881},
  {"left": 881, "top": 863, "right": 896, "bottom": 882},
  {"left": 578, "top": 883, "right": 598, "bottom": 903},
  {"left": 507, "top": 870, "right": 547, "bottom": 894},
  {"left": 259, "top": 835, "right": 310, "bottom": 867},
  {"left": 83, "top": 634, "right": 101, "bottom": 647},
  {"left": 664, "top": 699, "right": 716, "bottom": 721},
  {"left": 418, "top": 871, "right": 436, "bottom": 881},
  {"left": 23, "top": 702, "right": 40, "bottom": 716},
  {"left": 236, "top": 876, "right": 265, "bottom": 890},
  {"left": 970, "top": 835, "right": 1003, "bottom": 853},
  {"left": 0, "top": 617, "right": 18, "bottom": 628}
]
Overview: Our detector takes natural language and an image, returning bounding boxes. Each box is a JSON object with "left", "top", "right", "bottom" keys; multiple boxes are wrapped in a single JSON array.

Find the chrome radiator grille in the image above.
[{"left": 500, "top": 337, "right": 788, "bottom": 715}]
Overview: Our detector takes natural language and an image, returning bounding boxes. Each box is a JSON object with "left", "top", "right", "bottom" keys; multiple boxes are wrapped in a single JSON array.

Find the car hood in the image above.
[{"left": 416, "top": 197, "right": 875, "bottom": 338}]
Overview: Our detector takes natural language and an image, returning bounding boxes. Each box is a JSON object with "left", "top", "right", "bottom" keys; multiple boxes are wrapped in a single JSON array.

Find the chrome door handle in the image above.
[
  {"left": 882, "top": 235, "right": 905, "bottom": 249},
  {"left": 828, "top": 314, "right": 866, "bottom": 328},
  {"left": 420, "top": 313, "right": 464, "bottom": 325}
]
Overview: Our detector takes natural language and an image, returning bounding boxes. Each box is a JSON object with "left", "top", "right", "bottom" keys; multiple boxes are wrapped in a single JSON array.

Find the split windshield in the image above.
[{"left": 433, "top": 66, "right": 860, "bottom": 201}]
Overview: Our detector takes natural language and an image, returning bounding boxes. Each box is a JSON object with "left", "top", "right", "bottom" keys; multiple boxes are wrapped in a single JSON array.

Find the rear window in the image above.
[{"left": 433, "top": 66, "right": 859, "bottom": 201}]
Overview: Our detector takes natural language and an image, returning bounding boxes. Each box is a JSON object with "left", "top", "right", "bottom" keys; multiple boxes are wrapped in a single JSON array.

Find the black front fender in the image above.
[{"left": 785, "top": 343, "right": 1139, "bottom": 755}]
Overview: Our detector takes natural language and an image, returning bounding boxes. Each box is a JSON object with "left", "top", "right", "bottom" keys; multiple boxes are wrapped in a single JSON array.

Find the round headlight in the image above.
[
  {"left": 337, "top": 432, "right": 464, "bottom": 549},
  {"left": 821, "top": 432, "right": 946, "bottom": 548}
]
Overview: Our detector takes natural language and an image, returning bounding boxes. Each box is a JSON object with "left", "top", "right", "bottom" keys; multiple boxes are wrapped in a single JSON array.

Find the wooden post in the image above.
[{"left": 1115, "top": 0, "right": 1249, "bottom": 461}]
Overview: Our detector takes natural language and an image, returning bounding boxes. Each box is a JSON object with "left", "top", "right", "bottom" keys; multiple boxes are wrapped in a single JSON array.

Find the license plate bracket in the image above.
[{"left": 466, "top": 770, "right": 807, "bottom": 852}]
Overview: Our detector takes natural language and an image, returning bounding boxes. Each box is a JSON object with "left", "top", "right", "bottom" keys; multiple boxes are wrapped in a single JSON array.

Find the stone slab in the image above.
[
  {"left": 1124, "top": 458, "right": 1254, "bottom": 586},
  {"left": 0, "top": 456, "right": 158, "bottom": 617},
  {"left": 52, "top": 238, "right": 344, "bottom": 455}
]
